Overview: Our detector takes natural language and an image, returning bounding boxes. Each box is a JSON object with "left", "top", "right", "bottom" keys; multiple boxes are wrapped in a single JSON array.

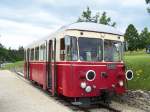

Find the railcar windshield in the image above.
[
  {"left": 78, "top": 37, "right": 103, "bottom": 61},
  {"left": 104, "top": 40, "right": 122, "bottom": 62}
]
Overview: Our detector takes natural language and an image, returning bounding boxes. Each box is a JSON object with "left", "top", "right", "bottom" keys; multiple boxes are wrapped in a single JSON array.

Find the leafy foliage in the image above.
[
  {"left": 146, "top": 0, "right": 150, "bottom": 3},
  {"left": 124, "top": 24, "right": 139, "bottom": 51},
  {"left": 0, "top": 44, "right": 24, "bottom": 63},
  {"left": 125, "top": 24, "right": 150, "bottom": 51},
  {"left": 0, "top": 44, "right": 9, "bottom": 62},
  {"left": 77, "top": 7, "right": 92, "bottom": 22},
  {"left": 139, "top": 28, "right": 150, "bottom": 49},
  {"left": 77, "top": 7, "right": 116, "bottom": 27},
  {"left": 99, "top": 12, "right": 116, "bottom": 27},
  {"left": 146, "top": 0, "right": 150, "bottom": 13}
]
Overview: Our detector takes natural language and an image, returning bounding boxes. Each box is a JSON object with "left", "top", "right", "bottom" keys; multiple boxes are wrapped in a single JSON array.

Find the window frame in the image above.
[
  {"left": 60, "top": 36, "right": 78, "bottom": 61},
  {"left": 30, "top": 48, "right": 35, "bottom": 61},
  {"left": 78, "top": 37, "right": 103, "bottom": 62},
  {"left": 39, "top": 43, "right": 46, "bottom": 61},
  {"left": 35, "top": 46, "right": 39, "bottom": 61},
  {"left": 104, "top": 39, "right": 123, "bottom": 62}
]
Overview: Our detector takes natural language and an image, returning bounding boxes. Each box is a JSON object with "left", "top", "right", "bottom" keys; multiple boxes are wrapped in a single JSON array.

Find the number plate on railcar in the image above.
[{"left": 107, "top": 63, "right": 116, "bottom": 69}]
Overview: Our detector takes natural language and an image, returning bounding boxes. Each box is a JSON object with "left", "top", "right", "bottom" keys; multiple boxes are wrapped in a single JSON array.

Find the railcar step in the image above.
[{"left": 71, "top": 102, "right": 82, "bottom": 105}]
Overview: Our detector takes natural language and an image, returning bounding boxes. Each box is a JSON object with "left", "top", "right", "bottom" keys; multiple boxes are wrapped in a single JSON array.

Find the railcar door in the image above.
[
  {"left": 47, "top": 39, "right": 57, "bottom": 96},
  {"left": 26, "top": 48, "right": 30, "bottom": 79}
]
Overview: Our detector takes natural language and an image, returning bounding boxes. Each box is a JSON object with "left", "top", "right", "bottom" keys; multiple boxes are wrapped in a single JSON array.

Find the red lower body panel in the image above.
[
  {"left": 29, "top": 62, "right": 46, "bottom": 89},
  {"left": 24, "top": 61, "right": 126, "bottom": 98}
]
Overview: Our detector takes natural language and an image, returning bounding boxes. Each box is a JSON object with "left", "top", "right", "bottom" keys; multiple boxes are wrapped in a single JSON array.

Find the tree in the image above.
[
  {"left": 77, "top": 7, "right": 116, "bottom": 27},
  {"left": 18, "top": 46, "right": 24, "bottom": 60},
  {"left": 124, "top": 24, "right": 139, "bottom": 51},
  {"left": 146, "top": 0, "right": 150, "bottom": 13},
  {"left": 147, "top": 32, "right": 150, "bottom": 44},
  {"left": 0, "top": 43, "right": 24, "bottom": 63},
  {"left": 77, "top": 6, "right": 92, "bottom": 22},
  {"left": 139, "top": 27, "right": 150, "bottom": 49},
  {"left": 0, "top": 44, "right": 9, "bottom": 62},
  {"left": 99, "top": 12, "right": 116, "bottom": 27},
  {"left": 146, "top": 0, "right": 150, "bottom": 3}
]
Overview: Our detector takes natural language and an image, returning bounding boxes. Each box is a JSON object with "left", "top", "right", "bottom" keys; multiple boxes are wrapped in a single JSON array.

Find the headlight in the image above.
[
  {"left": 85, "top": 86, "right": 92, "bottom": 93},
  {"left": 125, "top": 70, "right": 133, "bottom": 80},
  {"left": 119, "top": 80, "right": 124, "bottom": 86},
  {"left": 86, "top": 70, "right": 96, "bottom": 81},
  {"left": 80, "top": 82, "right": 86, "bottom": 89}
]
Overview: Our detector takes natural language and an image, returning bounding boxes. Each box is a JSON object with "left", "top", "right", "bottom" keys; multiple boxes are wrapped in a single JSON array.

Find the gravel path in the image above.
[{"left": 0, "top": 70, "right": 72, "bottom": 112}]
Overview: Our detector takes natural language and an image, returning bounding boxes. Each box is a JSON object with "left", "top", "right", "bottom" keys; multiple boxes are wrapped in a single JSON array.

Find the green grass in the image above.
[
  {"left": 125, "top": 49, "right": 146, "bottom": 56},
  {"left": 124, "top": 51, "right": 150, "bottom": 90},
  {"left": 0, "top": 61, "right": 24, "bottom": 70}
]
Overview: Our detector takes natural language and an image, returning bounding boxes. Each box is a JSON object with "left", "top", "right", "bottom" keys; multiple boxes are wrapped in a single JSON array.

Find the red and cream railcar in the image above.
[{"left": 24, "top": 22, "right": 133, "bottom": 105}]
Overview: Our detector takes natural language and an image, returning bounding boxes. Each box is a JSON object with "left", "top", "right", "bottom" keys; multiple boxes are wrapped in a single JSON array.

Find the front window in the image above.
[
  {"left": 104, "top": 40, "right": 122, "bottom": 62},
  {"left": 78, "top": 37, "right": 103, "bottom": 61}
]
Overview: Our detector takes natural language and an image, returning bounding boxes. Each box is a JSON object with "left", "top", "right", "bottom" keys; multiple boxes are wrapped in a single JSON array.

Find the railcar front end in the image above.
[{"left": 57, "top": 30, "right": 133, "bottom": 105}]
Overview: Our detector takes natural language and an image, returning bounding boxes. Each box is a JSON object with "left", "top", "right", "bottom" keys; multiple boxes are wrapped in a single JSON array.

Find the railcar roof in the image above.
[
  {"left": 26, "top": 22, "right": 123, "bottom": 48},
  {"left": 66, "top": 22, "right": 123, "bottom": 35}
]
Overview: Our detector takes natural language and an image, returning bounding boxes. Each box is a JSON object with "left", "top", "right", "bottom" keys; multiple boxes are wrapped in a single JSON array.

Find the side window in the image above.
[
  {"left": 35, "top": 47, "right": 39, "bottom": 60},
  {"left": 71, "top": 37, "right": 78, "bottom": 61},
  {"left": 60, "top": 38, "right": 65, "bottom": 61},
  {"left": 40, "top": 44, "right": 46, "bottom": 61},
  {"left": 49, "top": 40, "right": 53, "bottom": 61},
  {"left": 60, "top": 36, "right": 78, "bottom": 61},
  {"left": 30, "top": 48, "right": 34, "bottom": 60}
]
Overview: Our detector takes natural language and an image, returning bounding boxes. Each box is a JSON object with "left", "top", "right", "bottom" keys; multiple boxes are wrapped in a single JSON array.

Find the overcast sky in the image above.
[{"left": 0, "top": 0, "right": 149, "bottom": 49}]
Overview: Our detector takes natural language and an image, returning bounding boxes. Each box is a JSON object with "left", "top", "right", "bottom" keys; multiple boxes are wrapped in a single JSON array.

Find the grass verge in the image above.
[
  {"left": 0, "top": 61, "right": 24, "bottom": 70},
  {"left": 124, "top": 52, "right": 150, "bottom": 90}
]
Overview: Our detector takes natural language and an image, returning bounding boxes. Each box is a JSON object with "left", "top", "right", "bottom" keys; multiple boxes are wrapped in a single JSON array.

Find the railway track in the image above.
[{"left": 15, "top": 71, "right": 121, "bottom": 112}]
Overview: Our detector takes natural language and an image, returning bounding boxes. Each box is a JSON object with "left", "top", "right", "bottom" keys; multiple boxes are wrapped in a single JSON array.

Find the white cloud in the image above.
[
  {"left": 120, "top": 0, "right": 146, "bottom": 7},
  {"left": 0, "top": 3, "right": 68, "bottom": 49},
  {"left": 0, "top": 34, "right": 33, "bottom": 49},
  {"left": 0, "top": 5, "right": 66, "bottom": 27},
  {"left": 0, "top": 19, "right": 58, "bottom": 49},
  {"left": 28, "top": 10, "right": 66, "bottom": 25},
  {"left": 35, "top": 0, "right": 112, "bottom": 7}
]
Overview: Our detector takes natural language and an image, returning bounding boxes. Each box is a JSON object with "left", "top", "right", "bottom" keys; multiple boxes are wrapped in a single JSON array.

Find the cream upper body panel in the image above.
[
  {"left": 64, "top": 30, "right": 124, "bottom": 42},
  {"left": 26, "top": 22, "right": 124, "bottom": 49}
]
